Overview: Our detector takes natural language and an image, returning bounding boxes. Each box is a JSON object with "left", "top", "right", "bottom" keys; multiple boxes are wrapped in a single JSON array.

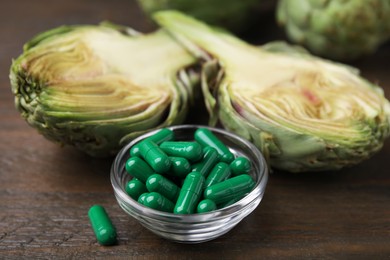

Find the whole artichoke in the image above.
[
  {"left": 277, "top": 0, "right": 390, "bottom": 61},
  {"left": 155, "top": 11, "right": 390, "bottom": 172},
  {"left": 10, "top": 23, "right": 199, "bottom": 157}
]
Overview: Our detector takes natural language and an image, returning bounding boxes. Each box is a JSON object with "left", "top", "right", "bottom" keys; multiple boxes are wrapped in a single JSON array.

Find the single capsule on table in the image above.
[
  {"left": 130, "top": 128, "right": 174, "bottom": 157},
  {"left": 142, "top": 192, "right": 175, "bottom": 212},
  {"left": 174, "top": 172, "right": 205, "bottom": 214},
  {"left": 204, "top": 174, "right": 255, "bottom": 204},
  {"left": 125, "top": 156, "right": 155, "bottom": 183},
  {"left": 125, "top": 178, "right": 147, "bottom": 200},
  {"left": 197, "top": 199, "right": 217, "bottom": 213},
  {"left": 230, "top": 156, "right": 252, "bottom": 176},
  {"left": 146, "top": 174, "right": 181, "bottom": 202},
  {"left": 194, "top": 128, "right": 234, "bottom": 163},
  {"left": 88, "top": 205, "right": 117, "bottom": 246},
  {"left": 205, "top": 162, "right": 231, "bottom": 188},
  {"left": 191, "top": 146, "right": 219, "bottom": 178},
  {"left": 138, "top": 140, "right": 171, "bottom": 174},
  {"left": 160, "top": 141, "right": 203, "bottom": 162}
]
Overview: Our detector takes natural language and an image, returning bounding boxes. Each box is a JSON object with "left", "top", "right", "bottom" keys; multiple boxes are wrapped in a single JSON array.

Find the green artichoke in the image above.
[
  {"left": 277, "top": 0, "right": 390, "bottom": 61},
  {"left": 10, "top": 23, "right": 199, "bottom": 157},
  {"left": 136, "top": 0, "right": 261, "bottom": 33},
  {"left": 155, "top": 11, "right": 390, "bottom": 172}
]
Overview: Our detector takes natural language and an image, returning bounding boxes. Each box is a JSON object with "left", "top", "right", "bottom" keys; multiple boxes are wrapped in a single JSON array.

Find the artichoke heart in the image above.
[
  {"left": 10, "top": 23, "right": 199, "bottom": 157},
  {"left": 155, "top": 11, "right": 390, "bottom": 172}
]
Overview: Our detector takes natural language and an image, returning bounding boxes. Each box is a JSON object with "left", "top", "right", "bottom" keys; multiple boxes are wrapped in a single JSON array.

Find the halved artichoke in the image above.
[
  {"left": 10, "top": 23, "right": 199, "bottom": 157},
  {"left": 155, "top": 11, "right": 390, "bottom": 172}
]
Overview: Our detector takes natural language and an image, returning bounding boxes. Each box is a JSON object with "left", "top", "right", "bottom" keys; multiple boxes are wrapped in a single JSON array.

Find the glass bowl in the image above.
[{"left": 110, "top": 125, "right": 268, "bottom": 243}]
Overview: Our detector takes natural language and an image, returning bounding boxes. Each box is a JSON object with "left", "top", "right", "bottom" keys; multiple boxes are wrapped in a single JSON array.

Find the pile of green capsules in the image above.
[{"left": 124, "top": 127, "right": 256, "bottom": 214}]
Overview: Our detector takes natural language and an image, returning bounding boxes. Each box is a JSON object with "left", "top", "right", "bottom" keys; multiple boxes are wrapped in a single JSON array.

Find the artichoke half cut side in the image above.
[
  {"left": 154, "top": 11, "right": 390, "bottom": 172},
  {"left": 10, "top": 23, "right": 200, "bottom": 157}
]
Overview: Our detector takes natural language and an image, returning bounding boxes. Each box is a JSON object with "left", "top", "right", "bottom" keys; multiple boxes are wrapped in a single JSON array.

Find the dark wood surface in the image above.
[{"left": 1, "top": 1, "right": 389, "bottom": 259}]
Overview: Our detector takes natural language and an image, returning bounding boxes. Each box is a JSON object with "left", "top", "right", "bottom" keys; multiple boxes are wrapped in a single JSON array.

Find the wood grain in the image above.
[{"left": 1, "top": 0, "right": 389, "bottom": 259}]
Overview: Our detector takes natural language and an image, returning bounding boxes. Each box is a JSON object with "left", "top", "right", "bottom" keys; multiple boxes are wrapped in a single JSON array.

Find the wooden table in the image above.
[{"left": 1, "top": 1, "right": 389, "bottom": 258}]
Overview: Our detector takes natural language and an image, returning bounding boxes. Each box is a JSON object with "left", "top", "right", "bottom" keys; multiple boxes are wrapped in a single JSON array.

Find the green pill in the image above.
[
  {"left": 194, "top": 128, "right": 234, "bottom": 163},
  {"left": 230, "top": 156, "right": 252, "bottom": 176},
  {"left": 130, "top": 128, "right": 174, "bottom": 157},
  {"left": 167, "top": 157, "right": 191, "bottom": 178},
  {"left": 218, "top": 194, "right": 247, "bottom": 209},
  {"left": 125, "top": 156, "right": 154, "bottom": 183},
  {"left": 137, "top": 192, "right": 148, "bottom": 204},
  {"left": 204, "top": 174, "right": 255, "bottom": 204},
  {"left": 146, "top": 174, "right": 181, "bottom": 202},
  {"left": 138, "top": 140, "right": 171, "bottom": 174},
  {"left": 218, "top": 198, "right": 235, "bottom": 209},
  {"left": 230, "top": 185, "right": 254, "bottom": 202},
  {"left": 197, "top": 199, "right": 217, "bottom": 213},
  {"left": 174, "top": 172, "right": 205, "bottom": 214},
  {"left": 160, "top": 141, "right": 203, "bottom": 162},
  {"left": 143, "top": 192, "right": 175, "bottom": 212},
  {"left": 125, "top": 179, "right": 148, "bottom": 200},
  {"left": 191, "top": 146, "right": 219, "bottom": 177},
  {"left": 88, "top": 205, "right": 117, "bottom": 246},
  {"left": 205, "top": 162, "right": 231, "bottom": 188}
]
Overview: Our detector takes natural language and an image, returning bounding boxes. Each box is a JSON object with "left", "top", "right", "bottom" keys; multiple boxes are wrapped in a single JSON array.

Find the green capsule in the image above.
[
  {"left": 130, "top": 128, "right": 174, "bottom": 157},
  {"left": 205, "top": 162, "right": 231, "bottom": 188},
  {"left": 194, "top": 128, "right": 234, "bottom": 163},
  {"left": 197, "top": 199, "right": 217, "bottom": 213},
  {"left": 160, "top": 141, "right": 203, "bottom": 162},
  {"left": 167, "top": 157, "right": 191, "bottom": 178},
  {"left": 191, "top": 146, "right": 219, "bottom": 177},
  {"left": 143, "top": 192, "right": 175, "bottom": 212},
  {"left": 138, "top": 140, "right": 171, "bottom": 173},
  {"left": 137, "top": 192, "right": 148, "bottom": 205},
  {"left": 217, "top": 187, "right": 252, "bottom": 209},
  {"left": 125, "top": 179, "right": 148, "bottom": 200},
  {"left": 146, "top": 174, "right": 181, "bottom": 202},
  {"left": 88, "top": 205, "right": 117, "bottom": 246},
  {"left": 204, "top": 174, "right": 255, "bottom": 204},
  {"left": 125, "top": 157, "right": 154, "bottom": 183},
  {"left": 217, "top": 196, "right": 243, "bottom": 209},
  {"left": 174, "top": 172, "right": 205, "bottom": 214},
  {"left": 230, "top": 156, "right": 251, "bottom": 176}
]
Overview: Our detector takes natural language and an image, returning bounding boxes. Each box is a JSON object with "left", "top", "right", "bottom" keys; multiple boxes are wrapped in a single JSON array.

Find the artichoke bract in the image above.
[
  {"left": 277, "top": 0, "right": 390, "bottom": 61},
  {"left": 137, "top": 0, "right": 261, "bottom": 33},
  {"left": 10, "top": 23, "right": 199, "bottom": 157},
  {"left": 155, "top": 11, "right": 390, "bottom": 172}
]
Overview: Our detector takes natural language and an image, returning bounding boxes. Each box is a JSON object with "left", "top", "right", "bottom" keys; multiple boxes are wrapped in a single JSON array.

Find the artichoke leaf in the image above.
[{"left": 137, "top": 0, "right": 263, "bottom": 33}]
